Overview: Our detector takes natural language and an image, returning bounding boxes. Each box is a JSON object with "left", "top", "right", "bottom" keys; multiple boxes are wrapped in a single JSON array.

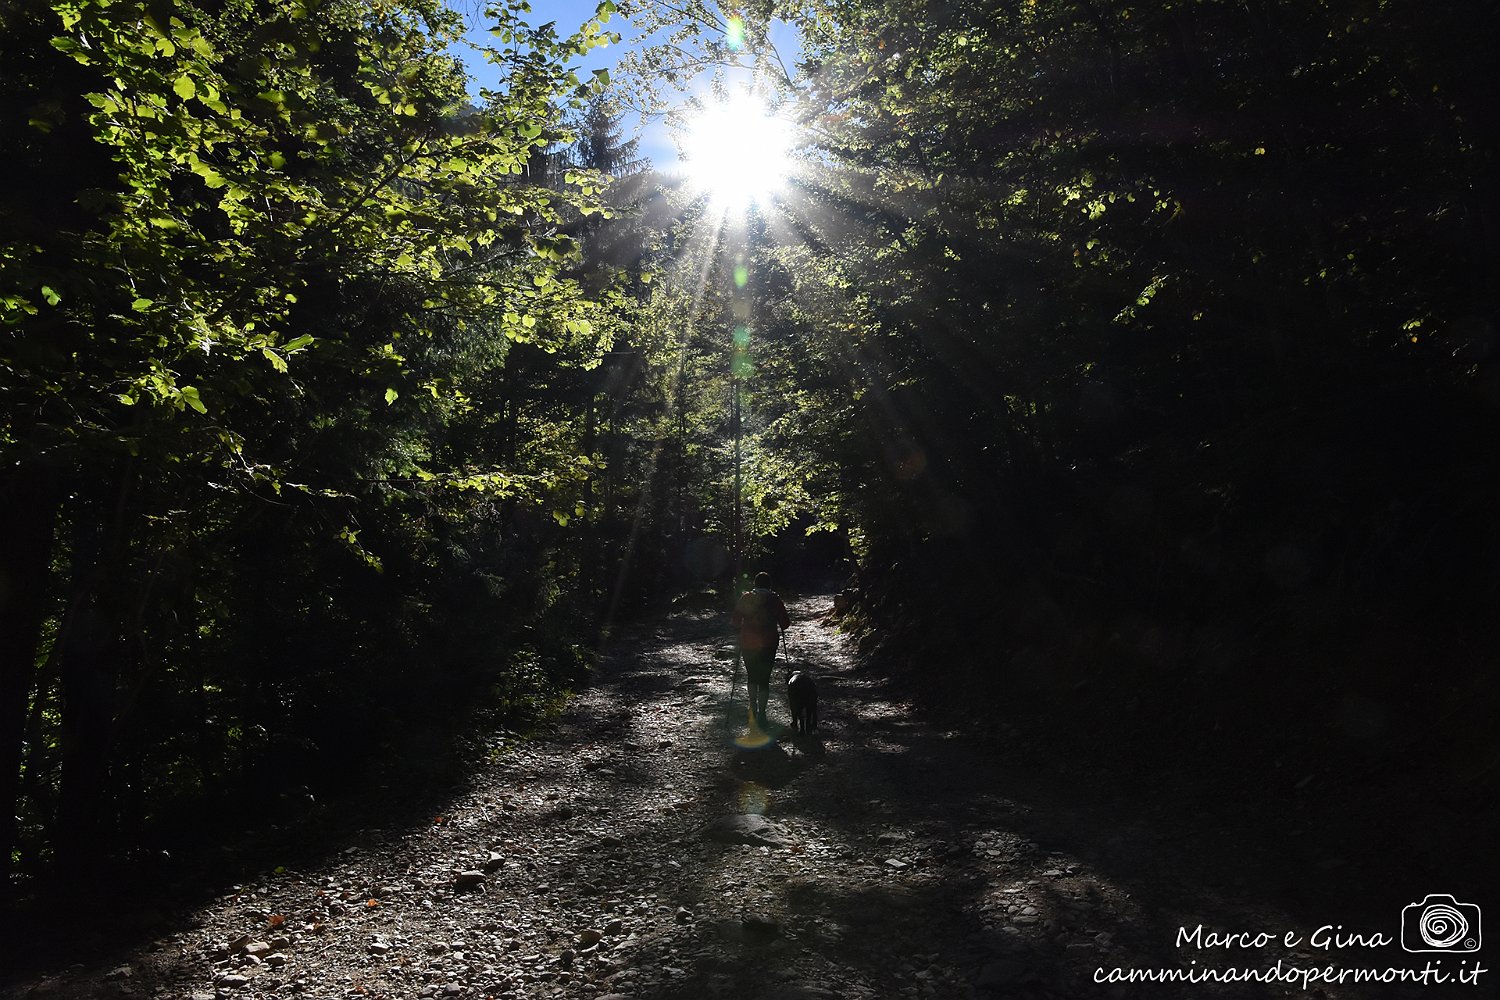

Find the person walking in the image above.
[{"left": 732, "top": 572, "right": 791, "bottom": 726}]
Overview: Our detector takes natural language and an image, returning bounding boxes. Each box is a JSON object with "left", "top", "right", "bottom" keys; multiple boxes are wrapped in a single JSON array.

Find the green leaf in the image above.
[
  {"left": 262, "top": 348, "right": 288, "bottom": 373},
  {"left": 174, "top": 75, "right": 196, "bottom": 100},
  {"left": 283, "top": 334, "right": 314, "bottom": 351},
  {"left": 189, "top": 159, "right": 227, "bottom": 189},
  {"left": 131, "top": 297, "right": 154, "bottom": 311},
  {"left": 385, "top": 387, "right": 399, "bottom": 405},
  {"left": 180, "top": 386, "right": 207, "bottom": 413},
  {"left": 41, "top": 285, "right": 61, "bottom": 306}
]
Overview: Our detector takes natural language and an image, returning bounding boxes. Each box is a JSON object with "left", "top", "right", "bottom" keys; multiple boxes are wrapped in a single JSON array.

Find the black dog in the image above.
[{"left": 787, "top": 671, "right": 818, "bottom": 734}]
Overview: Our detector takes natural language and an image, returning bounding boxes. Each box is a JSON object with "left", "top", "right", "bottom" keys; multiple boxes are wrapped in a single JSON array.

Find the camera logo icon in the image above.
[{"left": 1401, "top": 895, "right": 1482, "bottom": 953}]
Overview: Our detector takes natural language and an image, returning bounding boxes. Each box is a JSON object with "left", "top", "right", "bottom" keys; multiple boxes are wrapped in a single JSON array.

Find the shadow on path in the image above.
[
  {"left": 590, "top": 597, "right": 1469, "bottom": 1000},
  {"left": 5, "top": 595, "right": 1483, "bottom": 999}
]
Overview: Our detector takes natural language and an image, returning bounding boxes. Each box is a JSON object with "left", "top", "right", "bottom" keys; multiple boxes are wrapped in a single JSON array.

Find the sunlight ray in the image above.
[{"left": 601, "top": 189, "right": 730, "bottom": 637}]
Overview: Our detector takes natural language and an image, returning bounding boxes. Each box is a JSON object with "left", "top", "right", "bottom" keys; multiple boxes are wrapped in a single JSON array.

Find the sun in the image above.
[{"left": 681, "top": 93, "right": 794, "bottom": 212}]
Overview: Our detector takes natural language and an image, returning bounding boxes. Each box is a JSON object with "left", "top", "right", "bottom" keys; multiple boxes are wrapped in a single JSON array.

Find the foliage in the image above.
[
  {"left": 0, "top": 0, "right": 646, "bottom": 887},
  {"left": 772, "top": 0, "right": 1500, "bottom": 621},
  {"left": 622, "top": 0, "right": 1500, "bottom": 749}
]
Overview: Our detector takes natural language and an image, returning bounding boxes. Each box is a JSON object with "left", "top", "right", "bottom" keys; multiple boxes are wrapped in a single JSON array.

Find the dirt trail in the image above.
[{"left": 7, "top": 596, "right": 1448, "bottom": 999}]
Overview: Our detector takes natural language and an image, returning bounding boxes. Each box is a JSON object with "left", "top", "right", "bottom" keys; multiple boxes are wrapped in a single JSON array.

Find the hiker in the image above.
[{"left": 732, "top": 572, "right": 791, "bottom": 725}]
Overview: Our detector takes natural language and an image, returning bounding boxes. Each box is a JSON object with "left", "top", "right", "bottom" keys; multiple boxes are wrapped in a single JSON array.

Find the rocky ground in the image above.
[{"left": 3, "top": 596, "right": 1475, "bottom": 1000}]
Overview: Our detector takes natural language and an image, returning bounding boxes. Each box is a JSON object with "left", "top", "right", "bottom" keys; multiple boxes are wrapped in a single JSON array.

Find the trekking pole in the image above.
[{"left": 727, "top": 642, "right": 742, "bottom": 721}]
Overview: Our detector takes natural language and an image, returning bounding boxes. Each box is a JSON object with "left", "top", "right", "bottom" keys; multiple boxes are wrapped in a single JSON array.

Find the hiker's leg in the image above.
[
  {"left": 746, "top": 652, "right": 771, "bottom": 722},
  {"left": 762, "top": 643, "right": 778, "bottom": 719},
  {"left": 761, "top": 659, "right": 773, "bottom": 718}
]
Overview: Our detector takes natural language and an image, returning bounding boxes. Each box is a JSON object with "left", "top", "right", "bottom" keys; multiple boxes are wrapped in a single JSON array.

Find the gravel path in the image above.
[{"left": 6, "top": 596, "right": 1443, "bottom": 999}]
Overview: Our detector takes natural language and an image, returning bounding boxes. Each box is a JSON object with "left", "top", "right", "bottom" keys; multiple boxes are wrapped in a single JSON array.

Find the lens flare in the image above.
[
  {"left": 725, "top": 16, "right": 745, "bottom": 50},
  {"left": 733, "top": 704, "right": 776, "bottom": 748},
  {"left": 681, "top": 93, "right": 793, "bottom": 212}
]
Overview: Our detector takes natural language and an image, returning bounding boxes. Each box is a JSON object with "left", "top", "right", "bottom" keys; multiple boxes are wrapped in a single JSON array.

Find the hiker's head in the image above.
[{"left": 754, "top": 572, "right": 772, "bottom": 589}]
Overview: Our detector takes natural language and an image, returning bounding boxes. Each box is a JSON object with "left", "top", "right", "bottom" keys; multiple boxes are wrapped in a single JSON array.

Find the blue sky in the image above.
[{"left": 445, "top": 1, "right": 802, "bottom": 172}]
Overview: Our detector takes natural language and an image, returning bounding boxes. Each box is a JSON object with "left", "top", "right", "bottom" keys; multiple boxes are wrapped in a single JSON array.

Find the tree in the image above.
[
  {"left": 618, "top": 0, "right": 1500, "bottom": 724},
  {"left": 0, "top": 0, "right": 622, "bottom": 886}
]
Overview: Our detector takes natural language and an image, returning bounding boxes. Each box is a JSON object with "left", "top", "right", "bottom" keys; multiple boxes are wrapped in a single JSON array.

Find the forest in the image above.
[{"left": 2, "top": 0, "right": 1497, "bottom": 965}]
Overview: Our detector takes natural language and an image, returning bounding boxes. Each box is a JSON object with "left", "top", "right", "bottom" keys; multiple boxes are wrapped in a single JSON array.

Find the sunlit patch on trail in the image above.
[{"left": 736, "top": 781, "right": 770, "bottom": 815}]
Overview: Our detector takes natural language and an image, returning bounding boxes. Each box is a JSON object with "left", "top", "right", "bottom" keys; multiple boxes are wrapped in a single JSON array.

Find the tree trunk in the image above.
[
  {"left": 581, "top": 393, "right": 599, "bottom": 603},
  {"left": 53, "top": 600, "right": 119, "bottom": 878},
  {"left": 53, "top": 464, "right": 134, "bottom": 881},
  {"left": 0, "top": 467, "right": 61, "bottom": 891}
]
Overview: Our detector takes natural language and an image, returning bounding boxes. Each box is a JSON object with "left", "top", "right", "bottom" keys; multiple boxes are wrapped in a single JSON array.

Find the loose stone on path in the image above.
[{"left": 702, "top": 813, "right": 792, "bottom": 847}]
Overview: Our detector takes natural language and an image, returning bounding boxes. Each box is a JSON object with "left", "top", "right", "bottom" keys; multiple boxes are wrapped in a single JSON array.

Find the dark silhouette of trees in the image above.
[{"left": 740, "top": 0, "right": 1500, "bottom": 767}]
